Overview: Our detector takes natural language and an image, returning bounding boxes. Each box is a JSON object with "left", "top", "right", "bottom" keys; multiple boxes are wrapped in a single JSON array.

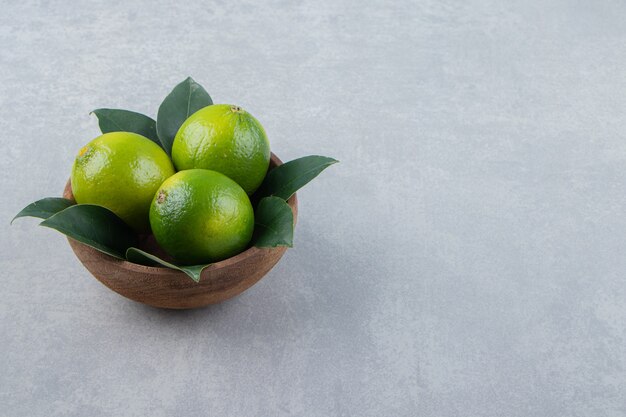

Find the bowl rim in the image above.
[{"left": 63, "top": 152, "right": 297, "bottom": 277}]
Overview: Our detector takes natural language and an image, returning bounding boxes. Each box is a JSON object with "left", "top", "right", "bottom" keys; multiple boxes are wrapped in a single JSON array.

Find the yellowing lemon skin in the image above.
[
  {"left": 171, "top": 104, "right": 270, "bottom": 194},
  {"left": 71, "top": 132, "right": 175, "bottom": 232}
]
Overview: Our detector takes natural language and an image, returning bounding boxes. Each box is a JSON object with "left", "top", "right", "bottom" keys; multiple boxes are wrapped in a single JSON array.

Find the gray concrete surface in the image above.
[{"left": 1, "top": 0, "right": 625, "bottom": 416}]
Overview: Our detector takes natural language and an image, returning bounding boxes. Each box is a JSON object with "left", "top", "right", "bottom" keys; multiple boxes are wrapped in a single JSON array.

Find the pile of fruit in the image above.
[{"left": 14, "top": 77, "right": 336, "bottom": 281}]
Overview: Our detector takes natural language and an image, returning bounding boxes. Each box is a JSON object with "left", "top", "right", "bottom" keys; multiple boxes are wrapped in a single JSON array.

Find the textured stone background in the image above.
[{"left": 1, "top": 0, "right": 625, "bottom": 416}]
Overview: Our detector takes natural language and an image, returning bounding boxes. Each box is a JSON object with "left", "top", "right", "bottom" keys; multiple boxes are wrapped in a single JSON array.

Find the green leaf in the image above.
[
  {"left": 12, "top": 197, "right": 74, "bottom": 224},
  {"left": 256, "top": 155, "right": 338, "bottom": 200},
  {"left": 126, "top": 247, "right": 208, "bottom": 283},
  {"left": 253, "top": 196, "right": 294, "bottom": 248},
  {"left": 40, "top": 205, "right": 137, "bottom": 259},
  {"left": 91, "top": 108, "right": 160, "bottom": 145},
  {"left": 156, "top": 77, "right": 213, "bottom": 154}
]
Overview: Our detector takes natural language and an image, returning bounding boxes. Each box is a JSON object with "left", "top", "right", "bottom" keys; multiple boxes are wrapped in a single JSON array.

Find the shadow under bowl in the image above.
[{"left": 63, "top": 153, "right": 297, "bottom": 309}]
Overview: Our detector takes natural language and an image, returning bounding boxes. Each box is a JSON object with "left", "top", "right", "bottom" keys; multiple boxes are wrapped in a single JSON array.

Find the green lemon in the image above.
[
  {"left": 149, "top": 169, "right": 255, "bottom": 265},
  {"left": 71, "top": 132, "right": 175, "bottom": 232},
  {"left": 171, "top": 104, "right": 270, "bottom": 194}
]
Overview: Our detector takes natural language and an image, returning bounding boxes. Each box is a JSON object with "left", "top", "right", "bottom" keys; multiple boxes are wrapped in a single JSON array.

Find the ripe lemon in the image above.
[
  {"left": 149, "top": 169, "right": 254, "bottom": 264},
  {"left": 171, "top": 104, "right": 270, "bottom": 194},
  {"left": 71, "top": 132, "right": 175, "bottom": 232}
]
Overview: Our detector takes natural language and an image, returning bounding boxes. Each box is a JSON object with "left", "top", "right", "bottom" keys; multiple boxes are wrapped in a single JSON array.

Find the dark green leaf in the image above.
[
  {"left": 257, "top": 155, "right": 338, "bottom": 200},
  {"left": 91, "top": 108, "right": 160, "bottom": 145},
  {"left": 12, "top": 197, "right": 74, "bottom": 224},
  {"left": 126, "top": 247, "right": 207, "bottom": 283},
  {"left": 156, "top": 77, "right": 213, "bottom": 154},
  {"left": 253, "top": 196, "right": 294, "bottom": 248},
  {"left": 40, "top": 205, "right": 137, "bottom": 259}
]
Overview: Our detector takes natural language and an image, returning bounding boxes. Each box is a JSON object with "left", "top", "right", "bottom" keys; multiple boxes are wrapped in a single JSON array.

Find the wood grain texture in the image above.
[{"left": 63, "top": 153, "right": 297, "bottom": 309}]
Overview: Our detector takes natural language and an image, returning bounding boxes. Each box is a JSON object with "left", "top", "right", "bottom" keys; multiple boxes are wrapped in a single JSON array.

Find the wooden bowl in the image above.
[{"left": 63, "top": 153, "right": 297, "bottom": 309}]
